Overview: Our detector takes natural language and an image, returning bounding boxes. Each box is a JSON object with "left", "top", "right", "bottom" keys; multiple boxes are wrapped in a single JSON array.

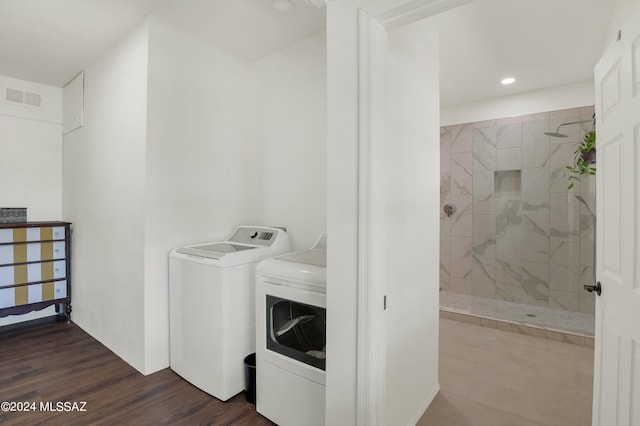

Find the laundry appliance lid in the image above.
[
  {"left": 171, "top": 226, "right": 290, "bottom": 265},
  {"left": 276, "top": 248, "right": 326, "bottom": 267},
  {"left": 256, "top": 232, "right": 327, "bottom": 287},
  {"left": 176, "top": 243, "right": 256, "bottom": 259}
]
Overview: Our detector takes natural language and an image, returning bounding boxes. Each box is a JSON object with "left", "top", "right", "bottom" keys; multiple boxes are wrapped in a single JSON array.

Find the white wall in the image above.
[
  {"left": 251, "top": 31, "right": 327, "bottom": 251},
  {"left": 0, "top": 116, "right": 62, "bottom": 222},
  {"left": 0, "top": 75, "right": 63, "bottom": 326},
  {"left": 326, "top": 1, "right": 362, "bottom": 423},
  {"left": 0, "top": 75, "right": 63, "bottom": 220},
  {"left": 59, "top": 14, "right": 327, "bottom": 375},
  {"left": 383, "top": 18, "right": 440, "bottom": 425},
  {"left": 63, "top": 22, "right": 149, "bottom": 373},
  {"left": 144, "top": 17, "right": 260, "bottom": 373},
  {"left": 441, "top": 79, "right": 595, "bottom": 126}
]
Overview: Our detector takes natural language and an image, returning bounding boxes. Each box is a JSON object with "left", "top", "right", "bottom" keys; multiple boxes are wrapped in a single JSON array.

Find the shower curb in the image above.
[{"left": 440, "top": 308, "right": 595, "bottom": 348}]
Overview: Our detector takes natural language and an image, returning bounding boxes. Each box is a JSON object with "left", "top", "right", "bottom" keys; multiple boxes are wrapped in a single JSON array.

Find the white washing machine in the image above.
[
  {"left": 169, "top": 226, "right": 290, "bottom": 401},
  {"left": 256, "top": 232, "right": 327, "bottom": 426}
]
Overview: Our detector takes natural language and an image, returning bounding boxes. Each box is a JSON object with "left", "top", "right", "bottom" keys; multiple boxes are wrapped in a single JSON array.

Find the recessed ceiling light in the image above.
[
  {"left": 501, "top": 77, "right": 516, "bottom": 85},
  {"left": 273, "top": 0, "right": 295, "bottom": 12}
]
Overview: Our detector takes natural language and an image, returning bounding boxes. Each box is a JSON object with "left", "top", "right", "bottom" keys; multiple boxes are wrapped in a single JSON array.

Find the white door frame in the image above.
[
  {"left": 355, "top": 3, "right": 474, "bottom": 423},
  {"left": 326, "top": 1, "right": 473, "bottom": 424}
]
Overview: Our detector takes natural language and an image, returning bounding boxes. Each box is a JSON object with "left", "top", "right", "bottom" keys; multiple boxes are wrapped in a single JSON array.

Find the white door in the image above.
[{"left": 592, "top": 4, "right": 640, "bottom": 425}]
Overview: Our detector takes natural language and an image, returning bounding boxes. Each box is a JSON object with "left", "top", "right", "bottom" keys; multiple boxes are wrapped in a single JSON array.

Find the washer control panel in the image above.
[{"left": 229, "top": 227, "right": 283, "bottom": 247}]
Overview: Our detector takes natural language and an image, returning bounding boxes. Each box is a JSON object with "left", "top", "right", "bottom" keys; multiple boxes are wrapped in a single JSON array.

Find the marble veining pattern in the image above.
[
  {"left": 496, "top": 280, "right": 521, "bottom": 303},
  {"left": 550, "top": 290, "right": 580, "bottom": 312},
  {"left": 440, "top": 218, "right": 450, "bottom": 255},
  {"left": 472, "top": 171, "right": 495, "bottom": 214},
  {"left": 522, "top": 167, "right": 550, "bottom": 214},
  {"left": 496, "top": 239, "right": 522, "bottom": 287},
  {"left": 497, "top": 146, "right": 522, "bottom": 171},
  {"left": 496, "top": 118, "right": 522, "bottom": 149},
  {"left": 450, "top": 123, "right": 472, "bottom": 153},
  {"left": 472, "top": 127, "right": 497, "bottom": 171},
  {"left": 522, "top": 117, "right": 551, "bottom": 168},
  {"left": 523, "top": 214, "right": 550, "bottom": 263},
  {"left": 550, "top": 262, "right": 581, "bottom": 293},
  {"left": 440, "top": 256, "right": 450, "bottom": 291},
  {"left": 451, "top": 152, "right": 472, "bottom": 195},
  {"left": 550, "top": 241, "right": 580, "bottom": 270},
  {"left": 440, "top": 173, "right": 451, "bottom": 208},
  {"left": 450, "top": 236, "right": 472, "bottom": 279},
  {"left": 440, "top": 130, "right": 451, "bottom": 174},
  {"left": 550, "top": 192, "right": 581, "bottom": 241},
  {"left": 439, "top": 105, "right": 595, "bottom": 332},
  {"left": 472, "top": 255, "right": 496, "bottom": 298},
  {"left": 521, "top": 261, "right": 550, "bottom": 306},
  {"left": 496, "top": 199, "right": 522, "bottom": 240},
  {"left": 450, "top": 195, "right": 473, "bottom": 237},
  {"left": 579, "top": 214, "right": 595, "bottom": 239},
  {"left": 472, "top": 214, "right": 496, "bottom": 258},
  {"left": 549, "top": 142, "right": 578, "bottom": 192}
]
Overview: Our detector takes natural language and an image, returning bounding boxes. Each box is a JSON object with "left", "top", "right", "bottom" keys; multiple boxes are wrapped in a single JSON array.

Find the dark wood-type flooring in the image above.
[{"left": 0, "top": 317, "right": 274, "bottom": 426}]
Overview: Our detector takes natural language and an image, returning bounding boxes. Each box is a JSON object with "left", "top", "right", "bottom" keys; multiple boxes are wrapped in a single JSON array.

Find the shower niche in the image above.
[{"left": 494, "top": 170, "right": 521, "bottom": 198}]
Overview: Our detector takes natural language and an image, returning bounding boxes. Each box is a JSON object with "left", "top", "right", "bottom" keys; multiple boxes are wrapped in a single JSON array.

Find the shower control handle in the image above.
[
  {"left": 583, "top": 281, "right": 602, "bottom": 296},
  {"left": 443, "top": 204, "right": 456, "bottom": 217}
]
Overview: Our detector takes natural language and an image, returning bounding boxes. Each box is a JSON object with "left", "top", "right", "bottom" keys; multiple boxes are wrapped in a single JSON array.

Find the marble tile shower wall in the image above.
[{"left": 440, "top": 106, "right": 596, "bottom": 315}]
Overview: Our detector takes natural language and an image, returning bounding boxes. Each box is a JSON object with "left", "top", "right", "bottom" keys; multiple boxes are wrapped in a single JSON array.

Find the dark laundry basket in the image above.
[{"left": 244, "top": 353, "right": 256, "bottom": 404}]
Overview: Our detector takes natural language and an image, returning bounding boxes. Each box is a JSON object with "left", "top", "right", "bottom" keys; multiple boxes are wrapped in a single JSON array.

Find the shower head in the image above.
[
  {"left": 544, "top": 119, "right": 592, "bottom": 138},
  {"left": 544, "top": 131, "right": 568, "bottom": 138}
]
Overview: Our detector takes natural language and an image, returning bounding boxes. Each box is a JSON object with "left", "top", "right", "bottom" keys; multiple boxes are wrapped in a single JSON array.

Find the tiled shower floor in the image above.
[{"left": 440, "top": 291, "right": 595, "bottom": 336}]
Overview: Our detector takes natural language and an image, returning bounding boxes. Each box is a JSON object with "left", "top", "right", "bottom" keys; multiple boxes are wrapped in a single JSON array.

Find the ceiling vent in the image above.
[{"left": 5, "top": 88, "right": 42, "bottom": 107}]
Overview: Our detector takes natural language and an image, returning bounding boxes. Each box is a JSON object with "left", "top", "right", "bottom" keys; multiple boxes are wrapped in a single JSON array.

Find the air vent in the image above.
[
  {"left": 24, "top": 91, "right": 42, "bottom": 107},
  {"left": 6, "top": 88, "right": 23, "bottom": 103},
  {"left": 5, "top": 87, "right": 42, "bottom": 108}
]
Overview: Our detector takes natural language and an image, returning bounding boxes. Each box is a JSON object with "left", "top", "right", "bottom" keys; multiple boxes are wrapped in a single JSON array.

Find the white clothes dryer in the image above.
[
  {"left": 255, "top": 232, "right": 327, "bottom": 426},
  {"left": 169, "top": 226, "right": 290, "bottom": 401}
]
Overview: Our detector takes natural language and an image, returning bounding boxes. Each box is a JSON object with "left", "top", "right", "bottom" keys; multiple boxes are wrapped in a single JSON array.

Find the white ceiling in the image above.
[
  {"left": 151, "top": 0, "right": 326, "bottom": 62},
  {"left": 0, "top": 0, "right": 161, "bottom": 86},
  {"left": 436, "top": 0, "right": 615, "bottom": 106},
  {"left": 0, "top": 0, "right": 616, "bottom": 106}
]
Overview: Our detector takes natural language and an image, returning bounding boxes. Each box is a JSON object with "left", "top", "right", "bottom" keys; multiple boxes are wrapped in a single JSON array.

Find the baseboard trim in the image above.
[{"left": 407, "top": 382, "right": 440, "bottom": 426}]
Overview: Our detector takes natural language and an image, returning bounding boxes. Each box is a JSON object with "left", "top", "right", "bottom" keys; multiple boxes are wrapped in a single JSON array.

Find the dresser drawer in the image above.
[
  {"left": 0, "top": 260, "right": 67, "bottom": 286},
  {"left": 0, "top": 241, "right": 65, "bottom": 265},
  {"left": 0, "top": 221, "right": 71, "bottom": 319},
  {"left": 0, "top": 226, "right": 66, "bottom": 243},
  {"left": 0, "top": 280, "right": 67, "bottom": 308}
]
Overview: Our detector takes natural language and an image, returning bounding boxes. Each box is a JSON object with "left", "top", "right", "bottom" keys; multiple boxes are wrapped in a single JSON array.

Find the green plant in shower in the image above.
[{"left": 566, "top": 130, "right": 596, "bottom": 189}]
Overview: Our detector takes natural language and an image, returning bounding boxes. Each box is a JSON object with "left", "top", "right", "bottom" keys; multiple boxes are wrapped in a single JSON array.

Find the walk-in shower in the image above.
[{"left": 439, "top": 106, "right": 596, "bottom": 339}]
